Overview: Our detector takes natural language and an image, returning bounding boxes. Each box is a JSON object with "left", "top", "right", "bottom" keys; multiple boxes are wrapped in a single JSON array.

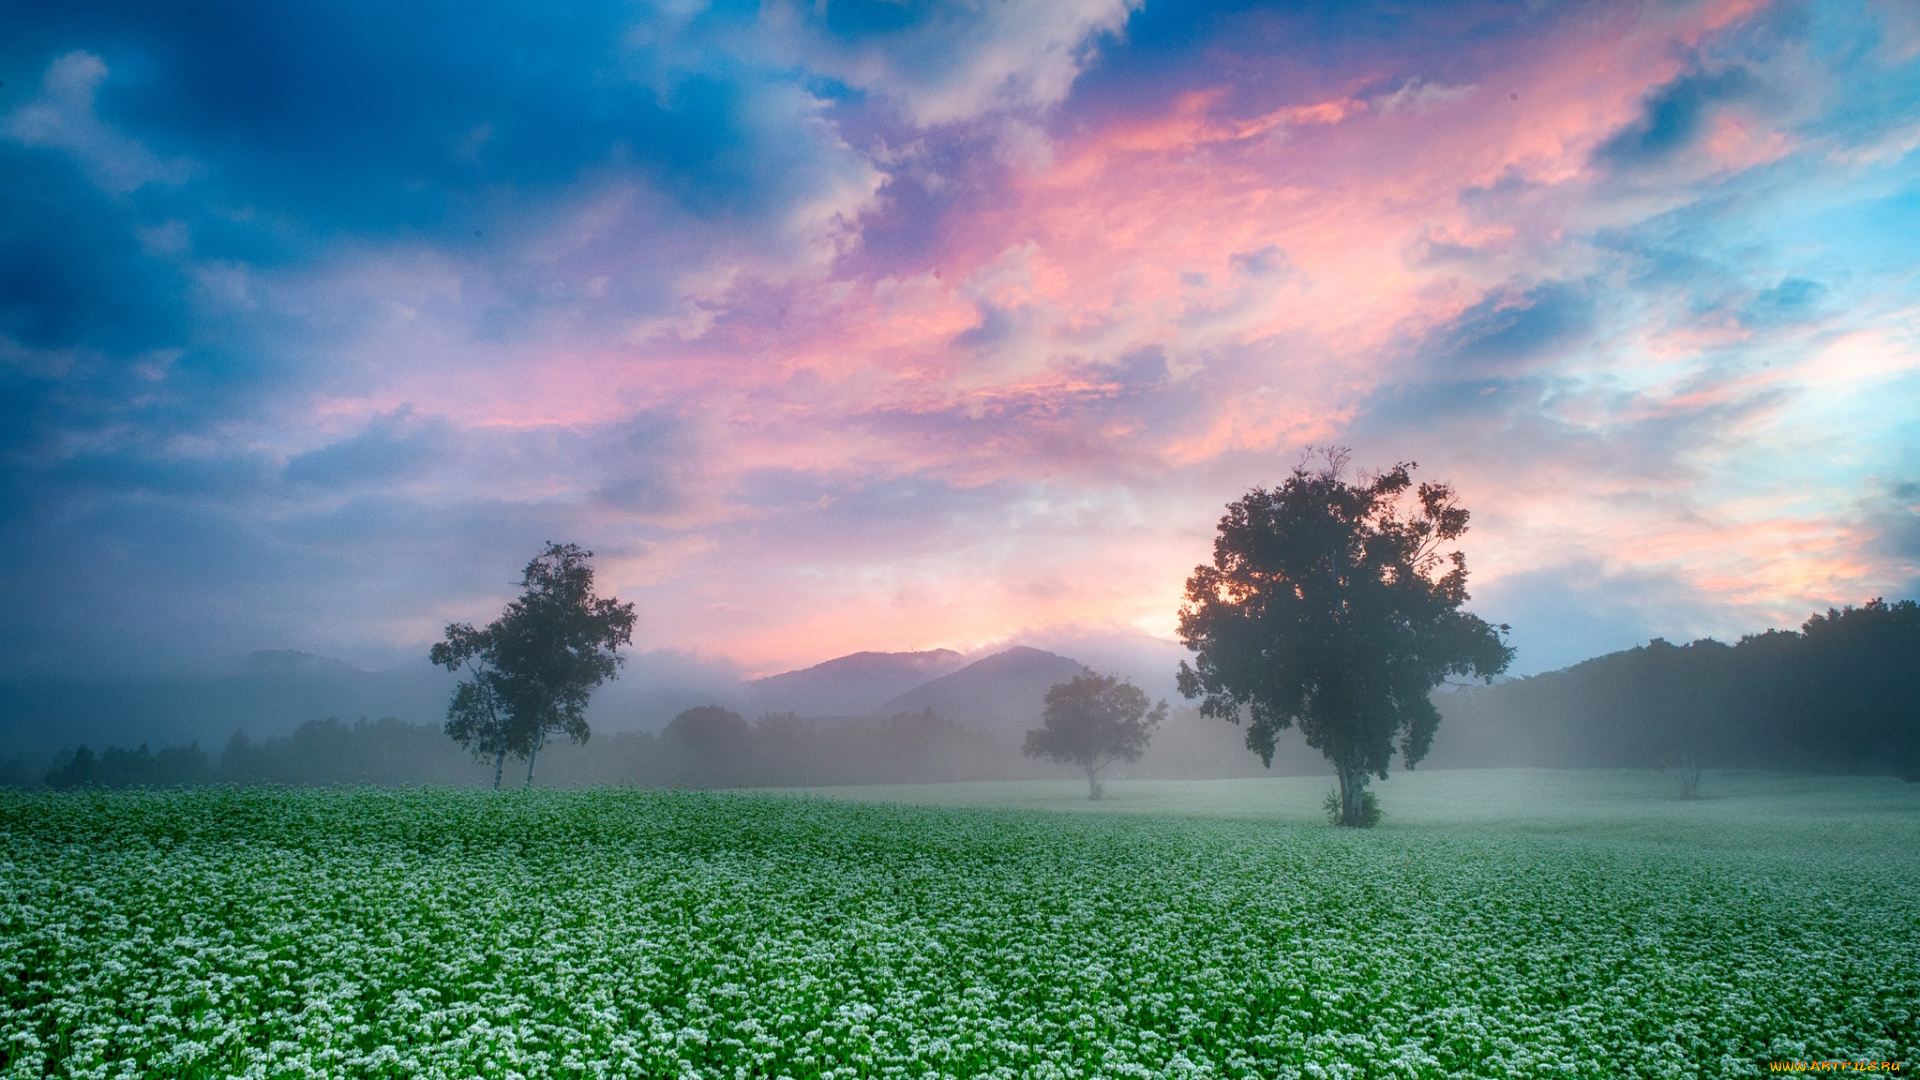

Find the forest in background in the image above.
[
  {"left": 3, "top": 707, "right": 1299, "bottom": 791},
  {"left": 5, "top": 599, "right": 1914, "bottom": 790},
  {"left": 1427, "top": 598, "right": 1919, "bottom": 780}
]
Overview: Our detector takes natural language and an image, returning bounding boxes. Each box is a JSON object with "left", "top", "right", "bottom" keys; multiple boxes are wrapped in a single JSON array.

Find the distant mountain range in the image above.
[
  {"left": 0, "top": 646, "right": 746, "bottom": 755},
  {"left": 745, "top": 649, "right": 967, "bottom": 717},
  {"left": 741, "top": 646, "right": 1092, "bottom": 729},
  {"left": 0, "top": 641, "right": 1125, "bottom": 754},
  {"left": 877, "top": 647, "right": 1090, "bottom": 729}
]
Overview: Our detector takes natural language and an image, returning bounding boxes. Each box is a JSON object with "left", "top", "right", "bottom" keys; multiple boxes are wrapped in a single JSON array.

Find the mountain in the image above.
[
  {"left": 876, "top": 646, "right": 1090, "bottom": 729},
  {"left": 239, "top": 649, "right": 365, "bottom": 676},
  {"left": 745, "top": 649, "right": 967, "bottom": 717},
  {"left": 1008, "top": 629, "right": 1188, "bottom": 704}
]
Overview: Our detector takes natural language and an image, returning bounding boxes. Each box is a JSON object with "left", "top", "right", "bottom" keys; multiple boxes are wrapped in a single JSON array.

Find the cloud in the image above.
[
  {"left": 1469, "top": 560, "right": 1733, "bottom": 676},
  {"left": 1741, "top": 276, "right": 1827, "bottom": 328},
  {"left": 2, "top": 52, "right": 197, "bottom": 192},
  {"left": 1593, "top": 66, "right": 1760, "bottom": 170},
  {"left": 773, "top": 0, "right": 1143, "bottom": 126},
  {"left": 2, "top": 0, "right": 1918, "bottom": 689},
  {"left": 1227, "top": 244, "right": 1292, "bottom": 280},
  {"left": 1853, "top": 479, "right": 1920, "bottom": 593},
  {"left": 0, "top": 146, "right": 193, "bottom": 355},
  {"left": 1425, "top": 280, "right": 1596, "bottom": 380},
  {"left": 282, "top": 410, "right": 457, "bottom": 491},
  {"left": 1373, "top": 78, "right": 1476, "bottom": 117}
]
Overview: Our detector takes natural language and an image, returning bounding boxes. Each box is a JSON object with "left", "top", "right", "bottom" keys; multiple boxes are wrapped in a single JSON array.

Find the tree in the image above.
[
  {"left": 663, "top": 705, "right": 750, "bottom": 786},
  {"left": 1176, "top": 449, "right": 1513, "bottom": 826},
  {"left": 1779, "top": 598, "right": 1920, "bottom": 780},
  {"left": 432, "top": 542, "right": 636, "bottom": 788},
  {"left": 432, "top": 622, "right": 513, "bottom": 787},
  {"left": 1024, "top": 673, "right": 1167, "bottom": 800},
  {"left": 1627, "top": 637, "right": 1733, "bottom": 799},
  {"left": 42, "top": 742, "right": 213, "bottom": 789}
]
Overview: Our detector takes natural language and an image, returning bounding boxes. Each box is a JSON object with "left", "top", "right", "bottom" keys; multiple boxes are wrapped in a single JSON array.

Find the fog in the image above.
[{"left": 7, "top": 601, "right": 1915, "bottom": 790}]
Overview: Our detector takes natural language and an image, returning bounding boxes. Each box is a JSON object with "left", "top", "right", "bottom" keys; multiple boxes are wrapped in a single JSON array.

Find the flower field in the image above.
[{"left": 1, "top": 784, "right": 1915, "bottom": 1079}]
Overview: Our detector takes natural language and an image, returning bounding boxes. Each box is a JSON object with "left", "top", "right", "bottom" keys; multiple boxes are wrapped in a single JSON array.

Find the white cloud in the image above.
[
  {"left": 3, "top": 51, "right": 198, "bottom": 192},
  {"left": 1374, "top": 79, "right": 1477, "bottom": 116}
]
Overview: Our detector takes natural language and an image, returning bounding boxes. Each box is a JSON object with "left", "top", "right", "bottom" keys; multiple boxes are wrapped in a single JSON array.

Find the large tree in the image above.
[
  {"left": 431, "top": 542, "right": 636, "bottom": 787},
  {"left": 1024, "top": 673, "right": 1167, "bottom": 800},
  {"left": 1176, "top": 450, "right": 1512, "bottom": 825}
]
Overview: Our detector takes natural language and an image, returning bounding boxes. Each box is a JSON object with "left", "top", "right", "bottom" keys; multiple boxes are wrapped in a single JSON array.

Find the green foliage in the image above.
[
  {"left": 41, "top": 742, "right": 213, "bottom": 789},
  {"left": 1023, "top": 673, "right": 1168, "bottom": 799},
  {"left": 33, "top": 719, "right": 505, "bottom": 790},
  {"left": 0, "top": 786, "right": 1914, "bottom": 1078},
  {"left": 1435, "top": 598, "right": 1920, "bottom": 779},
  {"left": 1323, "top": 785, "right": 1382, "bottom": 827},
  {"left": 662, "top": 705, "right": 752, "bottom": 786},
  {"left": 664, "top": 705, "right": 750, "bottom": 755},
  {"left": 218, "top": 718, "right": 493, "bottom": 787},
  {"left": 431, "top": 542, "right": 636, "bottom": 787},
  {"left": 1787, "top": 599, "right": 1920, "bottom": 776},
  {"left": 1178, "top": 449, "right": 1512, "bottom": 825}
]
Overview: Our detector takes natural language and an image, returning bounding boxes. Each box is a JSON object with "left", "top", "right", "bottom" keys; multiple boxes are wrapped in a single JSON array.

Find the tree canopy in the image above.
[
  {"left": 431, "top": 542, "right": 636, "bottom": 787},
  {"left": 1024, "top": 673, "right": 1167, "bottom": 800},
  {"left": 1177, "top": 450, "right": 1512, "bottom": 825}
]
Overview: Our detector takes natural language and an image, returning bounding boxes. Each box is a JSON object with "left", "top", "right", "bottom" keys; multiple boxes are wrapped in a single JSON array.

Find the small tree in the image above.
[
  {"left": 1024, "top": 674, "right": 1167, "bottom": 800},
  {"left": 1177, "top": 449, "right": 1513, "bottom": 825},
  {"left": 432, "top": 542, "right": 636, "bottom": 787},
  {"left": 1663, "top": 747, "right": 1703, "bottom": 800}
]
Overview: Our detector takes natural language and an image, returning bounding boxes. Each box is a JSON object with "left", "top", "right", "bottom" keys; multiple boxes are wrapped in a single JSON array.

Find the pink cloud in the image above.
[{"left": 262, "top": 0, "right": 1916, "bottom": 671}]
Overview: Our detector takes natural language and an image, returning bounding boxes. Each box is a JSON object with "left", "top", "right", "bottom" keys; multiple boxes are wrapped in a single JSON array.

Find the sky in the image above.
[{"left": 3, "top": 0, "right": 1917, "bottom": 683}]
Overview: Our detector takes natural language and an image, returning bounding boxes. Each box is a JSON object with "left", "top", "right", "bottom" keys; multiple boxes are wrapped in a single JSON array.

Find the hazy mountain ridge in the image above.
[
  {"left": 746, "top": 649, "right": 967, "bottom": 717},
  {"left": 0, "top": 643, "right": 1111, "bottom": 754},
  {"left": 15, "top": 609, "right": 1912, "bottom": 782},
  {"left": 0, "top": 646, "right": 746, "bottom": 754},
  {"left": 877, "top": 647, "right": 1091, "bottom": 729}
]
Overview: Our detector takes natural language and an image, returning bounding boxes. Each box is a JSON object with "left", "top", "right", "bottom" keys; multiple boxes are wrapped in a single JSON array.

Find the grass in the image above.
[{"left": 0, "top": 771, "right": 1915, "bottom": 1078}]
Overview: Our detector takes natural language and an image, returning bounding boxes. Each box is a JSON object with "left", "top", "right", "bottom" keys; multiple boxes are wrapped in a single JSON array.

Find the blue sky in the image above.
[{"left": 2, "top": 0, "right": 1917, "bottom": 681}]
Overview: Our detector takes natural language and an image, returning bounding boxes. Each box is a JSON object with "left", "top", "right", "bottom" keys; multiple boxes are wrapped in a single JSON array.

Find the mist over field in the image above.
[{"left": 8, "top": 599, "right": 1915, "bottom": 791}]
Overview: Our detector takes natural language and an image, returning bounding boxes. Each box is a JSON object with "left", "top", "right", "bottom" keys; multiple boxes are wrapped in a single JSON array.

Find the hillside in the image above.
[
  {"left": 877, "top": 647, "right": 1090, "bottom": 729},
  {"left": 745, "top": 649, "right": 967, "bottom": 717}
]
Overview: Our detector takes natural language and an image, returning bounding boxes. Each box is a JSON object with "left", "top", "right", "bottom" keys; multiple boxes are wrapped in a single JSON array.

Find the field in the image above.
[{"left": 2, "top": 772, "right": 1916, "bottom": 1079}]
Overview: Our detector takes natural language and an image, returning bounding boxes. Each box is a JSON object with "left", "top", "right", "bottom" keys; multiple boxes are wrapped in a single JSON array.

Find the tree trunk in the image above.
[
  {"left": 524, "top": 690, "right": 552, "bottom": 790},
  {"left": 1336, "top": 761, "right": 1369, "bottom": 827},
  {"left": 1671, "top": 748, "right": 1702, "bottom": 800},
  {"left": 492, "top": 749, "right": 506, "bottom": 790},
  {"left": 1084, "top": 763, "right": 1104, "bottom": 801}
]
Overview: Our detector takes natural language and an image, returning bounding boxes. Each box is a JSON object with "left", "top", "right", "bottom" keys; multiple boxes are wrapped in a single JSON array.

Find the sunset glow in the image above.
[{"left": 3, "top": 0, "right": 1917, "bottom": 679}]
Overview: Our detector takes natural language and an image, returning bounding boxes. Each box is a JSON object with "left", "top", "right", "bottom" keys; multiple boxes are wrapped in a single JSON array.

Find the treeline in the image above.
[
  {"left": 1430, "top": 599, "right": 1919, "bottom": 778},
  {"left": 17, "top": 719, "right": 497, "bottom": 790},
  {"left": 5, "top": 706, "right": 1293, "bottom": 791},
  {"left": 15, "top": 598, "right": 1909, "bottom": 790}
]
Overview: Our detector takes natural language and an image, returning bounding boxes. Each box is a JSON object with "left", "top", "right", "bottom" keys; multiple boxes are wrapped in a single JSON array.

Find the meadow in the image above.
[{"left": 1, "top": 771, "right": 1915, "bottom": 1079}]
